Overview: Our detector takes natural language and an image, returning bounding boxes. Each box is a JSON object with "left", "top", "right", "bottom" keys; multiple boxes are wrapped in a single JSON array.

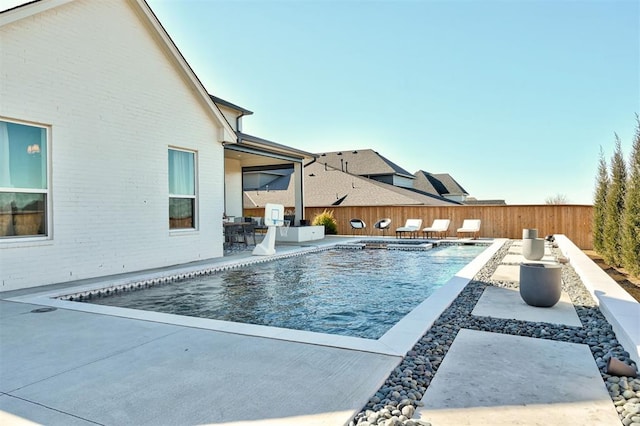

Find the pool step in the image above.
[{"left": 387, "top": 243, "right": 433, "bottom": 251}]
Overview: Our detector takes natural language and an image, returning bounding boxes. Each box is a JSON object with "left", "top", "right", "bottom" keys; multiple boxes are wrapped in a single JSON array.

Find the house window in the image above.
[
  {"left": 0, "top": 119, "right": 48, "bottom": 239},
  {"left": 168, "top": 148, "right": 196, "bottom": 229}
]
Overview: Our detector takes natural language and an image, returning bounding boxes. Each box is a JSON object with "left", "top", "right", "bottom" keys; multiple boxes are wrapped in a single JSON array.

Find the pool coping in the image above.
[{"left": 6, "top": 238, "right": 506, "bottom": 357}]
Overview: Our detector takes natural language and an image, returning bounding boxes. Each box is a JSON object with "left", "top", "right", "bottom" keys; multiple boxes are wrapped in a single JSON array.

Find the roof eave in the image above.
[
  {"left": 236, "top": 132, "right": 317, "bottom": 160},
  {"left": 0, "top": 0, "right": 71, "bottom": 25},
  {"left": 209, "top": 95, "right": 254, "bottom": 116}
]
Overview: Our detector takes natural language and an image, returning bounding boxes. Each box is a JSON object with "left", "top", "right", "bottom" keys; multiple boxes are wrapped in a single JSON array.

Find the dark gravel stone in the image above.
[{"left": 352, "top": 240, "right": 636, "bottom": 426}]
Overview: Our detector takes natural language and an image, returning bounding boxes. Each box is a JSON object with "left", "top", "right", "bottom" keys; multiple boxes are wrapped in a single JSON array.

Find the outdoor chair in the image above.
[
  {"left": 422, "top": 219, "right": 450, "bottom": 239},
  {"left": 374, "top": 218, "right": 392, "bottom": 236},
  {"left": 349, "top": 218, "right": 366, "bottom": 235},
  {"left": 239, "top": 221, "right": 256, "bottom": 245},
  {"left": 456, "top": 219, "right": 481, "bottom": 239},
  {"left": 396, "top": 219, "right": 422, "bottom": 239},
  {"left": 224, "top": 223, "right": 247, "bottom": 247}
]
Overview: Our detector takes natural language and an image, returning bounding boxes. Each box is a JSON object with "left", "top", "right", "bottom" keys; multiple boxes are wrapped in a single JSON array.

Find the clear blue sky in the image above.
[
  {"left": 145, "top": 0, "right": 639, "bottom": 205},
  {"left": 8, "top": 0, "right": 639, "bottom": 204}
]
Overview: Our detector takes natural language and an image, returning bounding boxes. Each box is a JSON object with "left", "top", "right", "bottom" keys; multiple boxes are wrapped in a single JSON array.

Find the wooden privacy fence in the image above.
[{"left": 244, "top": 205, "right": 594, "bottom": 249}]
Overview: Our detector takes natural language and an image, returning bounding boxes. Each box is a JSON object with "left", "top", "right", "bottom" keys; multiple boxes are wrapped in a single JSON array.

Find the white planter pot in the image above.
[{"left": 522, "top": 238, "right": 545, "bottom": 261}]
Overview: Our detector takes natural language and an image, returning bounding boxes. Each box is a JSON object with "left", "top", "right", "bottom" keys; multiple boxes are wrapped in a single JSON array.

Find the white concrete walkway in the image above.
[
  {"left": 416, "top": 329, "right": 620, "bottom": 425},
  {"left": 414, "top": 236, "right": 638, "bottom": 426}
]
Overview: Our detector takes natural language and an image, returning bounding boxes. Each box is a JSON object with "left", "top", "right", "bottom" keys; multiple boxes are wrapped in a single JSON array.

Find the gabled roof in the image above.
[
  {"left": 244, "top": 161, "right": 460, "bottom": 208},
  {"left": 210, "top": 95, "right": 253, "bottom": 116},
  {"left": 414, "top": 170, "right": 469, "bottom": 196},
  {"left": 412, "top": 173, "right": 439, "bottom": 194},
  {"left": 1, "top": 0, "right": 237, "bottom": 143},
  {"left": 317, "top": 149, "right": 414, "bottom": 179}
]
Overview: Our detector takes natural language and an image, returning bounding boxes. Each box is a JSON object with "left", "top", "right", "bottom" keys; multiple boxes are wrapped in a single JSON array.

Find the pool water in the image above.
[{"left": 88, "top": 245, "right": 487, "bottom": 339}]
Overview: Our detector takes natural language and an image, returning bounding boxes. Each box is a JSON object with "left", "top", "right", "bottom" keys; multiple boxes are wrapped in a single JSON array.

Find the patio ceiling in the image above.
[
  {"left": 224, "top": 147, "right": 293, "bottom": 167},
  {"left": 226, "top": 133, "right": 315, "bottom": 165}
]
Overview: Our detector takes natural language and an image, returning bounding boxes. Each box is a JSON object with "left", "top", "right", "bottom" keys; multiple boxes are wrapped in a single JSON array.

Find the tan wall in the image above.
[{"left": 244, "top": 205, "right": 594, "bottom": 249}]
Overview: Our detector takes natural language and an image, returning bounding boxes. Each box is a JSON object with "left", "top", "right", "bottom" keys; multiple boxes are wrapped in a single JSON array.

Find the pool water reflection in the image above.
[{"left": 87, "top": 245, "right": 487, "bottom": 339}]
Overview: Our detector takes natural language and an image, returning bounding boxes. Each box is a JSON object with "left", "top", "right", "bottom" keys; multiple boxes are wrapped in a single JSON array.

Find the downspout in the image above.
[{"left": 235, "top": 112, "right": 247, "bottom": 141}]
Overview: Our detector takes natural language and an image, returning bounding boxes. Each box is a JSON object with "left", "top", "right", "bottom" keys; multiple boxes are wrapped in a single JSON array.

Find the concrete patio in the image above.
[{"left": 1, "top": 299, "right": 398, "bottom": 425}]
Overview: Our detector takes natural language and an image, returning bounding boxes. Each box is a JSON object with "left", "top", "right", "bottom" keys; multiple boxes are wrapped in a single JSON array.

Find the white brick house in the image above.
[{"left": 0, "top": 0, "right": 311, "bottom": 291}]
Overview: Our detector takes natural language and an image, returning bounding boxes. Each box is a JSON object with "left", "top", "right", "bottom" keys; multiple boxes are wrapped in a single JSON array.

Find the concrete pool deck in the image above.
[
  {"left": 1, "top": 299, "right": 399, "bottom": 425},
  {"left": 1, "top": 235, "right": 638, "bottom": 425}
]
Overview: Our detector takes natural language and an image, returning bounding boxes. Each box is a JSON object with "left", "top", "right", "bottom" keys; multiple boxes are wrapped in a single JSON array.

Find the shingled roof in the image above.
[
  {"left": 317, "top": 149, "right": 414, "bottom": 179},
  {"left": 413, "top": 170, "right": 469, "bottom": 197},
  {"left": 244, "top": 161, "right": 459, "bottom": 208},
  {"left": 463, "top": 197, "right": 507, "bottom": 205}
]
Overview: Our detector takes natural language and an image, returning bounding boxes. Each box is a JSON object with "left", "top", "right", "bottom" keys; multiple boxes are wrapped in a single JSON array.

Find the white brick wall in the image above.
[
  {"left": 224, "top": 158, "right": 243, "bottom": 217},
  {"left": 0, "top": 0, "right": 226, "bottom": 291}
]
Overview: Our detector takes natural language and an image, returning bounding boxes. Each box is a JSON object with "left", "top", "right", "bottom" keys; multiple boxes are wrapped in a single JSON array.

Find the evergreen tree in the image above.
[
  {"left": 602, "top": 134, "right": 627, "bottom": 266},
  {"left": 593, "top": 147, "right": 609, "bottom": 253},
  {"left": 622, "top": 115, "right": 640, "bottom": 277}
]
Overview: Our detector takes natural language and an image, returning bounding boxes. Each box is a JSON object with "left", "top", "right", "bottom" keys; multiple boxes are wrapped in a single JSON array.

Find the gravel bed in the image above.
[{"left": 351, "top": 240, "right": 639, "bottom": 426}]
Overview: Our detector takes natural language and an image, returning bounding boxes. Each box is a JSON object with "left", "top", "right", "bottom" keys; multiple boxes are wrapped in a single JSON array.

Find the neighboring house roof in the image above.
[
  {"left": 414, "top": 170, "right": 469, "bottom": 197},
  {"left": 244, "top": 161, "right": 460, "bottom": 208},
  {"left": 243, "top": 168, "right": 291, "bottom": 182},
  {"left": 412, "top": 173, "right": 440, "bottom": 194},
  {"left": 464, "top": 197, "right": 507, "bottom": 205},
  {"left": 248, "top": 170, "right": 293, "bottom": 191},
  {"left": 242, "top": 168, "right": 296, "bottom": 207},
  {"left": 0, "top": 0, "right": 238, "bottom": 144},
  {"left": 318, "top": 149, "right": 414, "bottom": 179}
]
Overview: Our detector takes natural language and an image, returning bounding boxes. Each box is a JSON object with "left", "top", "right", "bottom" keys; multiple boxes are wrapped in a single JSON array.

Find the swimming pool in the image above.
[{"left": 86, "top": 244, "right": 488, "bottom": 339}]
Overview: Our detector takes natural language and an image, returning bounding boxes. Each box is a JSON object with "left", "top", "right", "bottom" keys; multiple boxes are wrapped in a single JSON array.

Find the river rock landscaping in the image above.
[{"left": 351, "top": 240, "right": 639, "bottom": 426}]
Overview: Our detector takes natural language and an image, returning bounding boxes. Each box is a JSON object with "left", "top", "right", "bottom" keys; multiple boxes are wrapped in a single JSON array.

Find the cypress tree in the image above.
[
  {"left": 602, "top": 134, "right": 627, "bottom": 266},
  {"left": 593, "top": 147, "right": 609, "bottom": 253},
  {"left": 622, "top": 116, "right": 640, "bottom": 277}
]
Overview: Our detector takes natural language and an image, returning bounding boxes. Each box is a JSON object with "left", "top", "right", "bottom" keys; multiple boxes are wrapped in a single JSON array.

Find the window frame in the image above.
[
  {"left": 0, "top": 117, "right": 51, "bottom": 241},
  {"left": 168, "top": 147, "right": 198, "bottom": 231}
]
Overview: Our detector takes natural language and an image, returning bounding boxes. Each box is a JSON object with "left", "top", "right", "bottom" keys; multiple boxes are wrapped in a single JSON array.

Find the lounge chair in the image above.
[
  {"left": 396, "top": 219, "right": 422, "bottom": 239},
  {"left": 422, "top": 219, "right": 450, "bottom": 239},
  {"left": 374, "top": 218, "right": 392, "bottom": 236},
  {"left": 457, "top": 219, "right": 481, "bottom": 239},
  {"left": 350, "top": 218, "right": 366, "bottom": 235}
]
